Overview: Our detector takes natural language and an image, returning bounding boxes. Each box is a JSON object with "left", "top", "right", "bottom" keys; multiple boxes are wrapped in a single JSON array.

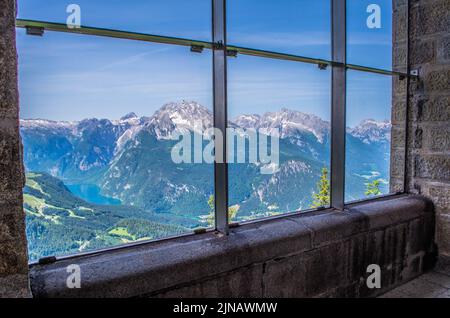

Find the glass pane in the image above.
[
  {"left": 345, "top": 70, "right": 393, "bottom": 202},
  {"left": 18, "top": 0, "right": 211, "bottom": 41},
  {"left": 17, "top": 30, "right": 214, "bottom": 261},
  {"left": 228, "top": 0, "right": 331, "bottom": 60},
  {"left": 227, "top": 55, "right": 331, "bottom": 222},
  {"left": 347, "top": 0, "right": 394, "bottom": 70}
]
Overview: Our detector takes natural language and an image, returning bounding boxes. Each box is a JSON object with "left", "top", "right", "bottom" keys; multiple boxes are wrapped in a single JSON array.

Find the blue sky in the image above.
[{"left": 17, "top": 0, "right": 394, "bottom": 127}]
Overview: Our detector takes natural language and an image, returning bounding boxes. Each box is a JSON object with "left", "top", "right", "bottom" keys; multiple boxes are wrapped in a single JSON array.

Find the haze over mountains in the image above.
[{"left": 20, "top": 101, "right": 391, "bottom": 260}]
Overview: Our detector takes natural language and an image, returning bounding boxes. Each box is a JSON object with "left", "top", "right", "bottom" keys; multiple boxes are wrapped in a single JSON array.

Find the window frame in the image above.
[{"left": 16, "top": 0, "right": 414, "bottom": 264}]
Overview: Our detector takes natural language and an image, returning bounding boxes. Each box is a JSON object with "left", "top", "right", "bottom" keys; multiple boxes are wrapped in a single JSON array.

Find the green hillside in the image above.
[{"left": 24, "top": 172, "right": 190, "bottom": 261}]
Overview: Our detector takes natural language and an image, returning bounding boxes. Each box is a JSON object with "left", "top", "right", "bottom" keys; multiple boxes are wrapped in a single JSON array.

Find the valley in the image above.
[{"left": 21, "top": 101, "right": 391, "bottom": 260}]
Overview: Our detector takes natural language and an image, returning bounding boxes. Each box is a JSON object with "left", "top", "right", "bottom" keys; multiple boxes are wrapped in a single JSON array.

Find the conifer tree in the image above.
[
  {"left": 311, "top": 167, "right": 330, "bottom": 208},
  {"left": 365, "top": 179, "right": 382, "bottom": 196},
  {"left": 204, "top": 195, "right": 238, "bottom": 227}
]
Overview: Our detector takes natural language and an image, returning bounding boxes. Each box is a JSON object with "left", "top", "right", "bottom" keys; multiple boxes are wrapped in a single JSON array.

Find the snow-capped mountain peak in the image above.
[
  {"left": 233, "top": 114, "right": 262, "bottom": 128},
  {"left": 147, "top": 100, "right": 213, "bottom": 139},
  {"left": 120, "top": 112, "right": 138, "bottom": 121},
  {"left": 233, "top": 108, "right": 330, "bottom": 143},
  {"left": 20, "top": 118, "right": 76, "bottom": 130},
  {"left": 348, "top": 119, "right": 391, "bottom": 144}
]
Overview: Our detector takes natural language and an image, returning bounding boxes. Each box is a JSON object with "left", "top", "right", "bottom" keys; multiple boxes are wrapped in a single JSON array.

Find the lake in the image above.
[{"left": 67, "top": 184, "right": 122, "bottom": 206}]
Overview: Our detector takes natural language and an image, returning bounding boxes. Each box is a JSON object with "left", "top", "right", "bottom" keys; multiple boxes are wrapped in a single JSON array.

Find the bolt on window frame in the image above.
[{"left": 16, "top": 0, "right": 415, "bottom": 264}]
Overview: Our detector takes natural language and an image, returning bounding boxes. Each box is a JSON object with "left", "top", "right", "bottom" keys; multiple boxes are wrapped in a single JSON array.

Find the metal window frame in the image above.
[
  {"left": 403, "top": 0, "right": 412, "bottom": 192},
  {"left": 16, "top": 1, "right": 416, "bottom": 263},
  {"left": 15, "top": 19, "right": 413, "bottom": 79},
  {"left": 212, "top": 0, "right": 229, "bottom": 234},
  {"left": 330, "top": 0, "right": 347, "bottom": 210}
]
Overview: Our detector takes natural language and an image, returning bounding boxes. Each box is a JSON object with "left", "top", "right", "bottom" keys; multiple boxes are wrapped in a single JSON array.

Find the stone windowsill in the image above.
[{"left": 29, "top": 194, "right": 434, "bottom": 298}]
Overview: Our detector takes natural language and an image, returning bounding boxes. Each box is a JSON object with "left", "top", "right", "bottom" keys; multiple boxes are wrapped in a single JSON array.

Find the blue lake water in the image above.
[{"left": 67, "top": 184, "right": 121, "bottom": 206}]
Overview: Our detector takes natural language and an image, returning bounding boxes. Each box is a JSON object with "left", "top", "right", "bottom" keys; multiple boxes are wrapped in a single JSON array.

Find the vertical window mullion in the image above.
[
  {"left": 330, "top": 0, "right": 347, "bottom": 210},
  {"left": 212, "top": 0, "right": 229, "bottom": 233}
]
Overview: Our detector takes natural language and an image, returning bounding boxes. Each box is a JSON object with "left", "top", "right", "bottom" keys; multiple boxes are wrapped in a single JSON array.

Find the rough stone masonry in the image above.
[
  {"left": 0, "top": 0, "right": 30, "bottom": 297},
  {"left": 391, "top": 0, "right": 450, "bottom": 257}
]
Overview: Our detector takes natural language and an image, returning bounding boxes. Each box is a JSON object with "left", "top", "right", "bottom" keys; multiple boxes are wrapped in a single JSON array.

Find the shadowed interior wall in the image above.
[
  {"left": 0, "top": 0, "right": 29, "bottom": 297},
  {"left": 392, "top": 0, "right": 450, "bottom": 257}
]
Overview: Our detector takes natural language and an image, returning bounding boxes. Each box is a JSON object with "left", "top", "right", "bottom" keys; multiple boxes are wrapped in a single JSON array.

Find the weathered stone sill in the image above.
[{"left": 30, "top": 195, "right": 435, "bottom": 298}]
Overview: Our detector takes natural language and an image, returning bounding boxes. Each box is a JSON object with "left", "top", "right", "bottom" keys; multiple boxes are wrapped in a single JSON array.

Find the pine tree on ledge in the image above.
[
  {"left": 204, "top": 195, "right": 239, "bottom": 227},
  {"left": 311, "top": 167, "right": 330, "bottom": 209},
  {"left": 365, "top": 179, "right": 382, "bottom": 196}
]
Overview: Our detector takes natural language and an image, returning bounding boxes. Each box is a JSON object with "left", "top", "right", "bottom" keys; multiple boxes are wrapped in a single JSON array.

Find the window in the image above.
[
  {"left": 18, "top": 2, "right": 214, "bottom": 262},
  {"left": 18, "top": 0, "right": 211, "bottom": 41},
  {"left": 228, "top": 0, "right": 331, "bottom": 60},
  {"left": 17, "top": 0, "right": 408, "bottom": 263},
  {"left": 347, "top": 0, "right": 393, "bottom": 70},
  {"left": 227, "top": 55, "right": 331, "bottom": 221},
  {"left": 345, "top": 71, "right": 393, "bottom": 202}
]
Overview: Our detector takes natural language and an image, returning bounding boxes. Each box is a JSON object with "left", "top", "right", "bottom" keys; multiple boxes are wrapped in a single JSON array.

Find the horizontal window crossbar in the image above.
[
  {"left": 16, "top": 19, "right": 212, "bottom": 49},
  {"left": 16, "top": 19, "right": 416, "bottom": 79}
]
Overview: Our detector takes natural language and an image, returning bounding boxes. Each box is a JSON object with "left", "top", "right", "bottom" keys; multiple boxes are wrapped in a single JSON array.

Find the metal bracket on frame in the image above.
[
  {"left": 190, "top": 45, "right": 204, "bottom": 53},
  {"left": 410, "top": 69, "right": 419, "bottom": 77},
  {"left": 26, "top": 26, "right": 44, "bottom": 36},
  {"left": 318, "top": 63, "right": 328, "bottom": 70},
  {"left": 213, "top": 41, "right": 225, "bottom": 50},
  {"left": 38, "top": 255, "right": 57, "bottom": 265},
  {"left": 399, "top": 69, "right": 419, "bottom": 81},
  {"left": 226, "top": 49, "right": 238, "bottom": 57}
]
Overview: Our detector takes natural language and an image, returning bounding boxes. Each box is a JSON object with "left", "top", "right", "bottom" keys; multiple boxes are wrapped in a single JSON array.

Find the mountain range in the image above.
[{"left": 20, "top": 101, "right": 391, "bottom": 260}]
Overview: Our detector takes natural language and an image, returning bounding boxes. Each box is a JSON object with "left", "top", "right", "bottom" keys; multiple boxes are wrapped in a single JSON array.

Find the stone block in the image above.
[
  {"left": 410, "top": 39, "right": 435, "bottom": 66},
  {"left": 0, "top": 238, "right": 28, "bottom": 276},
  {"left": 0, "top": 121, "right": 24, "bottom": 202},
  {"left": 428, "top": 185, "right": 450, "bottom": 213},
  {"left": 417, "top": 95, "right": 450, "bottom": 122},
  {"left": 263, "top": 241, "right": 349, "bottom": 297},
  {"left": 390, "top": 177, "right": 405, "bottom": 194},
  {"left": 348, "top": 196, "right": 431, "bottom": 230},
  {"left": 302, "top": 242, "right": 350, "bottom": 297},
  {"left": 0, "top": 0, "right": 19, "bottom": 120},
  {"left": 392, "top": 76, "right": 407, "bottom": 96},
  {"left": 391, "top": 127, "right": 406, "bottom": 148},
  {"left": 393, "top": 44, "right": 407, "bottom": 71},
  {"left": 436, "top": 214, "right": 450, "bottom": 255},
  {"left": 410, "top": 0, "right": 450, "bottom": 39},
  {"left": 393, "top": 5, "right": 407, "bottom": 43},
  {"left": 390, "top": 149, "right": 405, "bottom": 178},
  {"left": 296, "top": 211, "right": 368, "bottom": 247},
  {"left": 242, "top": 218, "right": 312, "bottom": 260},
  {"left": 383, "top": 223, "right": 409, "bottom": 266},
  {"left": 391, "top": 100, "right": 406, "bottom": 124},
  {"left": 424, "top": 127, "right": 450, "bottom": 152},
  {"left": 438, "top": 36, "right": 450, "bottom": 63},
  {"left": 401, "top": 253, "right": 424, "bottom": 282},
  {"left": 151, "top": 264, "right": 263, "bottom": 298},
  {"left": 407, "top": 215, "right": 435, "bottom": 256},
  {"left": 423, "top": 69, "right": 450, "bottom": 92},
  {"left": 360, "top": 263, "right": 407, "bottom": 297},
  {"left": 0, "top": 203, "right": 27, "bottom": 244},
  {"left": 414, "top": 154, "right": 450, "bottom": 181}
]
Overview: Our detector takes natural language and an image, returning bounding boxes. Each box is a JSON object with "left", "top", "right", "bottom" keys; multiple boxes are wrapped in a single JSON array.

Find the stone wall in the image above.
[
  {"left": 392, "top": 0, "right": 450, "bottom": 257},
  {"left": 0, "top": 0, "right": 30, "bottom": 297}
]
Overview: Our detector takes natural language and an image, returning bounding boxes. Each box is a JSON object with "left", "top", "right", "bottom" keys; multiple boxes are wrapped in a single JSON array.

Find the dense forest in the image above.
[{"left": 24, "top": 172, "right": 190, "bottom": 261}]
